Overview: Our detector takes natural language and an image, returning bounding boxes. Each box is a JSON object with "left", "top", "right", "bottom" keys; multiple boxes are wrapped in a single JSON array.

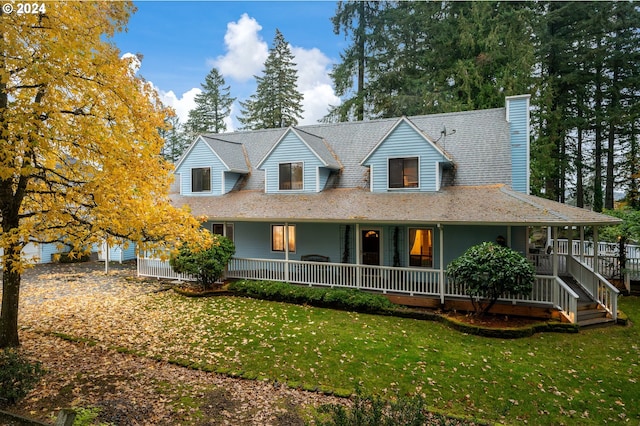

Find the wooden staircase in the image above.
[{"left": 560, "top": 276, "right": 617, "bottom": 328}]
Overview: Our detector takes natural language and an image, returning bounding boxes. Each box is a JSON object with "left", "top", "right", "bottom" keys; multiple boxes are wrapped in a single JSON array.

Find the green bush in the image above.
[
  {"left": 446, "top": 242, "right": 535, "bottom": 316},
  {"left": 170, "top": 235, "right": 235, "bottom": 290},
  {"left": 228, "top": 280, "right": 394, "bottom": 313},
  {"left": 0, "top": 349, "right": 44, "bottom": 405},
  {"left": 315, "top": 388, "right": 440, "bottom": 426}
]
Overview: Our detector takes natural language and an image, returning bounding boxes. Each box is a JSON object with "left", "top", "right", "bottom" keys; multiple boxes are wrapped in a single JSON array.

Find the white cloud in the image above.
[
  {"left": 121, "top": 52, "right": 142, "bottom": 75},
  {"left": 123, "top": 15, "right": 341, "bottom": 129},
  {"left": 211, "top": 13, "right": 268, "bottom": 82},
  {"left": 292, "top": 47, "right": 340, "bottom": 124},
  {"left": 158, "top": 87, "right": 201, "bottom": 124}
]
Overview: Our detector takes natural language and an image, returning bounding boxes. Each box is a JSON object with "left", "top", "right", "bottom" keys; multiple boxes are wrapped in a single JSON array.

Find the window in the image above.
[
  {"left": 272, "top": 225, "right": 296, "bottom": 252},
  {"left": 389, "top": 157, "right": 418, "bottom": 188},
  {"left": 211, "top": 223, "right": 234, "bottom": 241},
  {"left": 192, "top": 167, "right": 211, "bottom": 192},
  {"left": 279, "top": 162, "right": 303, "bottom": 190},
  {"left": 409, "top": 228, "right": 433, "bottom": 267}
]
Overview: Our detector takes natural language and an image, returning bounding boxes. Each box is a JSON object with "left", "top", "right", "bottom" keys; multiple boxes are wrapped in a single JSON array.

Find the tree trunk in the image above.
[
  {"left": 0, "top": 242, "right": 22, "bottom": 348},
  {"left": 576, "top": 125, "right": 584, "bottom": 208},
  {"left": 356, "top": 0, "right": 366, "bottom": 121},
  {"left": 605, "top": 120, "right": 616, "bottom": 210},
  {"left": 593, "top": 60, "right": 604, "bottom": 212}
]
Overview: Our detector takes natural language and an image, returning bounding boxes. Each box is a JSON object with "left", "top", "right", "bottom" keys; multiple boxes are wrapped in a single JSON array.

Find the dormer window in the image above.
[
  {"left": 192, "top": 167, "right": 211, "bottom": 192},
  {"left": 279, "top": 162, "right": 303, "bottom": 190},
  {"left": 389, "top": 157, "right": 418, "bottom": 189}
]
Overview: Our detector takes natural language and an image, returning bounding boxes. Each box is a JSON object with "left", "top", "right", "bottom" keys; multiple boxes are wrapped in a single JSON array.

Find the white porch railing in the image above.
[
  {"left": 567, "top": 255, "right": 619, "bottom": 320},
  {"left": 527, "top": 253, "right": 568, "bottom": 275},
  {"left": 227, "top": 257, "right": 441, "bottom": 297},
  {"left": 137, "top": 257, "right": 196, "bottom": 281},
  {"left": 444, "top": 275, "right": 577, "bottom": 322},
  {"left": 554, "top": 239, "right": 640, "bottom": 258},
  {"left": 137, "top": 256, "right": 583, "bottom": 323}
]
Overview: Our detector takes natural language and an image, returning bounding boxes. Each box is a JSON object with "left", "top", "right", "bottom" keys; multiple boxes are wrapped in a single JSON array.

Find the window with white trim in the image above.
[
  {"left": 191, "top": 167, "right": 211, "bottom": 192},
  {"left": 408, "top": 228, "right": 433, "bottom": 267},
  {"left": 279, "top": 162, "right": 303, "bottom": 190},
  {"left": 211, "top": 223, "right": 234, "bottom": 241},
  {"left": 272, "top": 224, "right": 296, "bottom": 252},
  {"left": 389, "top": 157, "right": 418, "bottom": 188}
]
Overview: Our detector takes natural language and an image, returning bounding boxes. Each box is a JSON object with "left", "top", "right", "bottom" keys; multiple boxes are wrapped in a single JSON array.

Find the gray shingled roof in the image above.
[
  {"left": 199, "top": 107, "right": 511, "bottom": 190},
  {"left": 200, "top": 136, "right": 249, "bottom": 173},
  {"left": 290, "top": 128, "right": 341, "bottom": 169},
  {"left": 175, "top": 108, "right": 618, "bottom": 227},
  {"left": 170, "top": 185, "right": 620, "bottom": 226}
]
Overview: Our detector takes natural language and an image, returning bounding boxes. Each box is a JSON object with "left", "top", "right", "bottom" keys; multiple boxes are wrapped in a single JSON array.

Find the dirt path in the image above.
[{"left": 6, "top": 261, "right": 346, "bottom": 425}]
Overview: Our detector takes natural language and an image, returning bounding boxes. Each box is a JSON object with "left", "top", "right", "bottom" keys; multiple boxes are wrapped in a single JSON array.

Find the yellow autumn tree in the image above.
[{"left": 0, "top": 2, "right": 212, "bottom": 347}]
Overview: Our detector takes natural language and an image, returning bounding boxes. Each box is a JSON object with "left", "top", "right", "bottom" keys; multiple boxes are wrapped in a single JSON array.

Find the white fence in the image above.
[{"left": 137, "top": 257, "right": 196, "bottom": 281}]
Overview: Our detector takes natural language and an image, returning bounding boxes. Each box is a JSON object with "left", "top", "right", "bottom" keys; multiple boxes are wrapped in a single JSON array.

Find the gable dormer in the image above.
[
  {"left": 257, "top": 127, "right": 341, "bottom": 193},
  {"left": 361, "top": 117, "right": 453, "bottom": 192},
  {"left": 174, "top": 135, "right": 249, "bottom": 196}
]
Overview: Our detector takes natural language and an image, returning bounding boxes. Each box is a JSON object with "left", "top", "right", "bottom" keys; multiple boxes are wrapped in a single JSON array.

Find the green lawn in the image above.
[{"left": 31, "top": 290, "right": 640, "bottom": 425}]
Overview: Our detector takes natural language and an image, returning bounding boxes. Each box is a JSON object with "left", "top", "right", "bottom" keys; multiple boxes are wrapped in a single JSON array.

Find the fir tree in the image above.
[
  {"left": 185, "top": 67, "right": 234, "bottom": 135},
  {"left": 239, "top": 29, "right": 304, "bottom": 130},
  {"left": 160, "top": 114, "right": 190, "bottom": 163}
]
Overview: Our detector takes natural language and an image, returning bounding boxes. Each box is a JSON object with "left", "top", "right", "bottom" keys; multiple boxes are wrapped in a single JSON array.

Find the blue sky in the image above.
[{"left": 113, "top": 1, "right": 344, "bottom": 129}]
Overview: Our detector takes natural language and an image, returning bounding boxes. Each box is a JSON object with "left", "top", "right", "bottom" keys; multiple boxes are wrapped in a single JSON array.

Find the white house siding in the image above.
[
  {"left": 364, "top": 121, "right": 448, "bottom": 192},
  {"left": 260, "top": 132, "right": 327, "bottom": 194},
  {"left": 175, "top": 139, "right": 225, "bottom": 196}
]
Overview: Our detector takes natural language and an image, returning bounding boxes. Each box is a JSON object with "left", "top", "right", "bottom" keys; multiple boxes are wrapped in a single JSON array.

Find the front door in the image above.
[{"left": 361, "top": 229, "right": 381, "bottom": 265}]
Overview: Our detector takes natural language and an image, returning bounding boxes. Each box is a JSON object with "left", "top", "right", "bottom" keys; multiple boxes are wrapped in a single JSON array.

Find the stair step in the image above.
[
  {"left": 578, "top": 309, "right": 608, "bottom": 321},
  {"left": 578, "top": 303, "right": 601, "bottom": 311},
  {"left": 579, "top": 317, "right": 616, "bottom": 329}
]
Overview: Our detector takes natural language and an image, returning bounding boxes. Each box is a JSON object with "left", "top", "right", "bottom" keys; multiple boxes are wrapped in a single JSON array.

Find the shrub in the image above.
[
  {"left": 228, "top": 280, "right": 394, "bottom": 313},
  {"left": 315, "top": 388, "right": 437, "bottom": 426},
  {"left": 170, "top": 235, "right": 235, "bottom": 290},
  {"left": 0, "top": 349, "right": 44, "bottom": 405},
  {"left": 446, "top": 242, "right": 535, "bottom": 316}
]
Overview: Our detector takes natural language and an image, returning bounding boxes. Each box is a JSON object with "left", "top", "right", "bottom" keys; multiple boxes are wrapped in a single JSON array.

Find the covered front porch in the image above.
[
  {"left": 138, "top": 224, "right": 620, "bottom": 326},
  {"left": 152, "top": 187, "right": 623, "bottom": 326},
  {"left": 221, "top": 256, "right": 615, "bottom": 326}
]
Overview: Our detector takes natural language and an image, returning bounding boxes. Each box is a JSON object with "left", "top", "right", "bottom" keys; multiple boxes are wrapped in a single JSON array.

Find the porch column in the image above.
[
  {"left": 104, "top": 240, "right": 109, "bottom": 274},
  {"left": 284, "top": 222, "right": 290, "bottom": 282},
  {"left": 552, "top": 226, "right": 559, "bottom": 277},
  {"left": 580, "top": 226, "right": 585, "bottom": 262},
  {"left": 593, "top": 226, "right": 599, "bottom": 274},
  {"left": 355, "top": 223, "right": 361, "bottom": 289},
  {"left": 439, "top": 224, "right": 445, "bottom": 304},
  {"left": 567, "top": 226, "right": 573, "bottom": 256}
]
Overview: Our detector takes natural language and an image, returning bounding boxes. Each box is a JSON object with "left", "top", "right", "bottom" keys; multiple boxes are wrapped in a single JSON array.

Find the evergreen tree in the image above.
[
  {"left": 239, "top": 29, "right": 303, "bottom": 130},
  {"left": 370, "top": 1, "right": 535, "bottom": 117},
  {"left": 325, "top": 0, "right": 385, "bottom": 122},
  {"left": 160, "top": 114, "right": 190, "bottom": 163},
  {"left": 185, "top": 67, "right": 234, "bottom": 135}
]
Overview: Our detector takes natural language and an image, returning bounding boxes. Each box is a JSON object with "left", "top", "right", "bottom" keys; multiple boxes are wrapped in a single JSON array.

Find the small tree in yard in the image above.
[
  {"left": 446, "top": 242, "right": 535, "bottom": 316},
  {"left": 170, "top": 235, "right": 235, "bottom": 290}
]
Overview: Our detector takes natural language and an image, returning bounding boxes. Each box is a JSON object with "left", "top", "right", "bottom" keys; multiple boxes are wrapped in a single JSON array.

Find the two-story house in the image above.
[{"left": 160, "top": 95, "right": 621, "bottom": 325}]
